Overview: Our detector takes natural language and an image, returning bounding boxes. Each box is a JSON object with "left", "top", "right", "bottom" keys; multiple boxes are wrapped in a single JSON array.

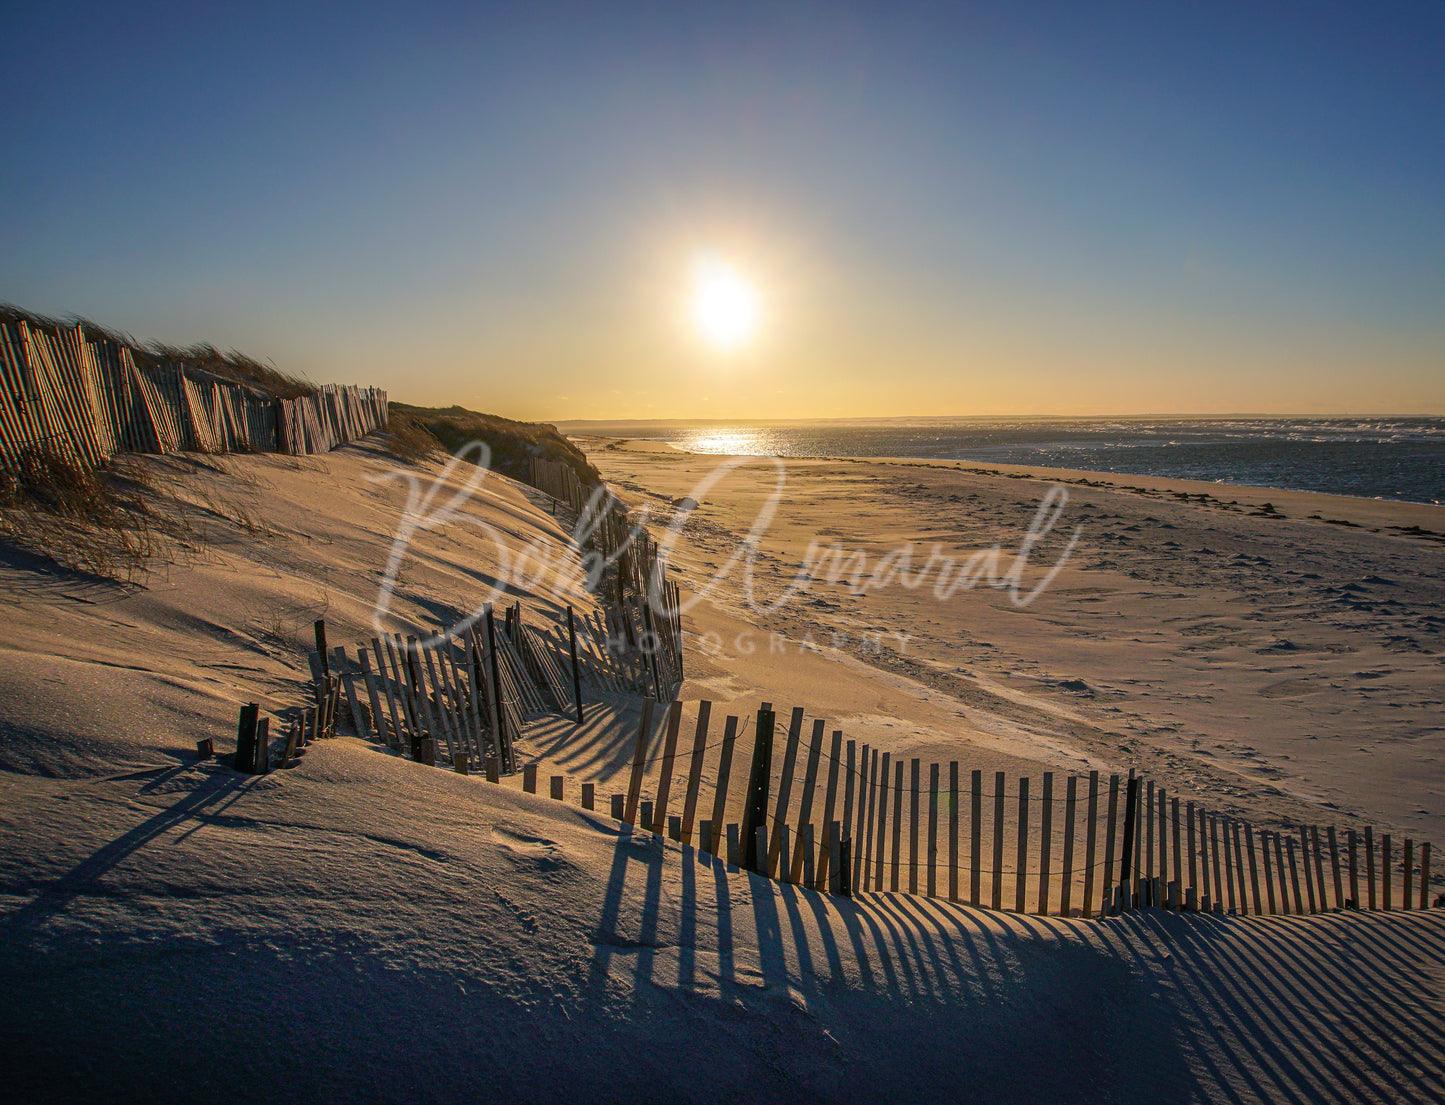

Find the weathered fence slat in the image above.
[
  {"left": 1061, "top": 775, "right": 1077, "bottom": 916},
  {"left": 816, "top": 731, "right": 843, "bottom": 892},
  {"left": 991, "top": 771, "right": 1005, "bottom": 911},
  {"left": 705, "top": 716, "right": 739, "bottom": 858},
  {"left": 875, "top": 752, "right": 892, "bottom": 892},
  {"left": 892, "top": 758, "right": 906, "bottom": 893},
  {"left": 908, "top": 758, "right": 921, "bottom": 895},
  {"left": 651, "top": 700, "right": 684, "bottom": 834},
  {"left": 741, "top": 705, "right": 775, "bottom": 872},
  {"left": 766, "top": 708, "right": 805, "bottom": 878},
  {"left": 1015, "top": 777, "right": 1030, "bottom": 914},
  {"left": 926, "top": 762, "right": 940, "bottom": 899},
  {"left": 1038, "top": 773, "right": 1054, "bottom": 916},
  {"left": 679, "top": 700, "right": 712, "bottom": 845},
  {"left": 948, "top": 761, "right": 960, "bottom": 904},
  {"left": 623, "top": 699, "right": 657, "bottom": 827}
]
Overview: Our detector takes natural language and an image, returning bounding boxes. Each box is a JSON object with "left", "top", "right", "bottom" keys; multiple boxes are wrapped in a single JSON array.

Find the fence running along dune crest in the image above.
[{"left": 0, "top": 318, "right": 386, "bottom": 467}]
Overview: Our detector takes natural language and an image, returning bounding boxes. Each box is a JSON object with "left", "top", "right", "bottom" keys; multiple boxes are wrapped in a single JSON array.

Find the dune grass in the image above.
[
  {"left": 388, "top": 402, "right": 601, "bottom": 488},
  {"left": 0, "top": 302, "right": 314, "bottom": 399}
]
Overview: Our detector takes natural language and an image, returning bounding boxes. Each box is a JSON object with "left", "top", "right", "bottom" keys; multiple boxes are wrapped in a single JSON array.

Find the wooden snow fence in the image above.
[
  {"left": 277, "top": 383, "right": 389, "bottom": 456},
  {"left": 0, "top": 318, "right": 385, "bottom": 469},
  {"left": 302, "top": 601, "right": 607, "bottom": 778},
  {"left": 230, "top": 682, "right": 338, "bottom": 776},
  {"left": 479, "top": 698, "right": 1440, "bottom": 915},
  {"left": 526, "top": 457, "right": 685, "bottom": 699}
]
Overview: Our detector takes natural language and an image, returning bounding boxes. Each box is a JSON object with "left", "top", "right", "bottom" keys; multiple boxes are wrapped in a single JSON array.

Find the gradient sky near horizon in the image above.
[{"left": 3, "top": 1, "right": 1442, "bottom": 420}]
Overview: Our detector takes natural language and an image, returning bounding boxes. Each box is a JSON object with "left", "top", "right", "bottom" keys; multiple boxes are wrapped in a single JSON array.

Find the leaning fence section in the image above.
[
  {"left": 272, "top": 599, "right": 632, "bottom": 782},
  {"left": 0, "top": 318, "right": 386, "bottom": 468},
  {"left": 527, "top": 457, "right": 684, "bottom": 697}
]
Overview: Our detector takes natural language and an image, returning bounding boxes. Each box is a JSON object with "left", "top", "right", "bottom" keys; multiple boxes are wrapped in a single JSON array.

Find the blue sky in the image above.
[{"left": 3, "top": 1, "right": 1442, "bottom": 418}]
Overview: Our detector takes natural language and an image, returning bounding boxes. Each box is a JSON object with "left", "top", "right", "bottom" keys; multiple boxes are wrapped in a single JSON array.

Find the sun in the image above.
[{"left": 689, "top": 255, "right": 759, "bottom": 351}]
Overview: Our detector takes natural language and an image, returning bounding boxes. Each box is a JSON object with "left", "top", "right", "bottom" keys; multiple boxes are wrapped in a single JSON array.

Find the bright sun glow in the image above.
[{"left": 689, "top": 256, "right": 759, "bottom": 351}]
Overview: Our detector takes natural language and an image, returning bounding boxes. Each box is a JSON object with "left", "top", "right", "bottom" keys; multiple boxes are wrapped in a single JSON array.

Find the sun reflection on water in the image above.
[{"left": 680, "top": 429, "right": 777, "bottom": 456}]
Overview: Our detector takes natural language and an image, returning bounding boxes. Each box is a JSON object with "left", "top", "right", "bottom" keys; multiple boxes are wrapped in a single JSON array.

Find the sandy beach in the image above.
[
  {"left": 2, "top": 436, "right": 1442, "bottom": 1102},
  {"left": 571, "top": 437, "right": 1445, "bottom": 848}
]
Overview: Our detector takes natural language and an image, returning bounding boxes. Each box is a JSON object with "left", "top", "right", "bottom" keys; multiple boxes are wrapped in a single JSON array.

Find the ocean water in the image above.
[{"left": 583, "top": 418, "right": 1445, "bottom": 505}]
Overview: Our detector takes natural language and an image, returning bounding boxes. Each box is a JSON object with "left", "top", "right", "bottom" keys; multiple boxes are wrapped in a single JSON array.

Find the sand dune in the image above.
[{"left": 1, "top": 437, "right": 1442, "bottom": 1102}]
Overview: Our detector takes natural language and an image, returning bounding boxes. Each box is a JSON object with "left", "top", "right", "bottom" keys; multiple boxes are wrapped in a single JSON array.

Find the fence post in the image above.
[
  {"left": 679, "top": 700, "right": 712, "bottom": 845},
  {"left": 1171, "top": 795, "right": 1182, "bottom": 896},
  {"left": 843, "top": 740, "right": 860, "bottom": 877},
  {"left": 874, "top": 752, "right": 891, "bottom": 892},
  {"left": 1061, "top": 775, "right": 1077, "bottom": 916},
  {"left": 652, "top": 700, "right": 684, "bottom": 834},
  {"left": 1038, "top": 773, "right": 1054, "bottom": 915},
  {"left": 817, "top": 730, "right": 843, "bottom": 891},
  {"left": 970, "top": 769, "right": 982, "bottom": 907},
  {"left": 1383, "top": 834, "right": 1393, "bottom": 910},
  {"left": 1287, "top": 836, "right": 1304, "bottom": 913},
  {"left": 1015, "top": 777, "right": 1030, "bottom": 913},
  {"left": 566, "top": 606, "right": 584, "bottom": 725},
  {"left": 1421, "top": 843, "right": 1431, "bottom": 909},
  {"left": 314, "top": 619, "right": 330, "bottom": 679},
  {"left": 235, "top": 703, "right": 260, "bottom": 774},
  {"left": 1083, "top": 771, "right": 1099, "bottom": 917},
  {"left": 767, "top": 708, "right": 805, "bottom": 878},
  {"left": 1145, "top": 782, "right": 1155, "bottom": 884},
  {"left": 484, "top": 607, "right": 511, "bottom": 773},
  {"left": 1159, "top": 787, "right": 1170, "bottom": 888},
  {"left": 1260, "top": 830, "right": 1277, "bottom": 914},
  {"left": 1347, "top": 829, "right": 1360, "bottom": 908},
  {"left": 705, "top": 716, "right": 740, "bottom": 858},
  {"left": 1365, "top": 826, "right": 1377, "bottom": 910},
  {"left": 253, "top": 717, "right": 270, "bottom": 774},
  {"left": 1299, "top": 827, "right": 1317, "bottom": 913},
  {"left": 622, "top": 699, "right": 657, "bottom": 827},
  {"left": 1209, "top": 816, "right": 1225, "bottom": 912},
  {"left": 1403, "top": 839, "right": 1414, "bottom": 911},
  {"left": 948, "top": 761, "right": 960, "bottom": 903},
  {"left": 923, "top": 763, "right": 939, "bottom": 898},
  {"left": 1270, "top": 831, "right": 1287, "bottom": 914},
  {"left": 1328, "top": 826, "right": 1344, "bottom": 911},
  {"left": 892, "top": 759, "right": 906, "bottom": 893},
  {"left": 1118, "top": 776, "right": 1140, "bottom": 909},
  {"left": 1103, "top": 776, "right": 1120, "bottom": 914},
  {"left": 909, "top": 758, "right": 921, "bottom": 895},
  {"left": 741, "top": 704, "right": 775, "bottom": 873},
  {"left": 1311, "top": 826, "right": 1329, "bottom": 912},
  {"left": 991, "top": 771, "right": 1005, "bottom": 911},
  {"left": 791, "top": 721, "right": 826, "bottom": 885}
]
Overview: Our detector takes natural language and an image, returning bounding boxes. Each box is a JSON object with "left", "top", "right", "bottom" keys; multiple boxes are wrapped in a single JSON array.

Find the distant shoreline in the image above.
[
  {"left": 563, "top": 416, "right": 1445, "bottom": 507},
  {"left": 571, "top": 434, "right": 1445, "bottom": 526}
]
